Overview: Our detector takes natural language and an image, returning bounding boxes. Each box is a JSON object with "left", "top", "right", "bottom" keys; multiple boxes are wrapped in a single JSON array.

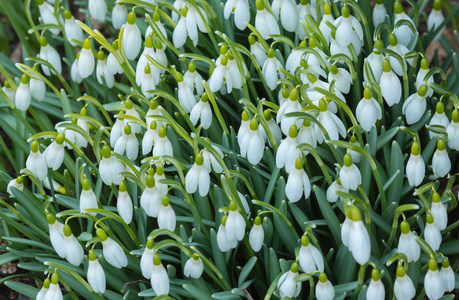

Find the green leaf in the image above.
[
  {"left": 386, "top": 141, "right": 404, "bottom": 205},
  {"left": 313, "top": 186, "right": 341, "bottom": 245},
  {"left": 4, "top": 281, "right": 39, "bottom": 298},
  {"left": 183, "top": 284, "right": 213, "bottom": 299},
  {"left": 238, "top": 257, "right": 257, "bottom": 288}
]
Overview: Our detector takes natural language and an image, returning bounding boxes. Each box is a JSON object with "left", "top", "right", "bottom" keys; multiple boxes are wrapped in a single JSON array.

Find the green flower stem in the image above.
[
  {"left": 414, "top": 236, "right": 435, "bottom": 259},
  {"left": 229, "top": 170, "right": 257, "bottom": 199},
  {"left": 252, "top": 200, "right": 299, "bottom": 240},
  {"left": 340, "top": 0, "right": 372, "bottom": 54},
  {"left": 385, "top": 204, "right": 420, "bottom": 251},
  {"left": 263, "top": 272, "right": 282, "bottom": 300},
  {"left": 78, "top": 96, "right": 113, "bottom": 126},
  {"left": 297, "top": 143, "right": 332, "bottom": 185},
  {"left": 202, "top": 81, "right": 230, "bottom": 136},
  {"left": 190, "top": 246, "right": 232, "bottom": 291}
]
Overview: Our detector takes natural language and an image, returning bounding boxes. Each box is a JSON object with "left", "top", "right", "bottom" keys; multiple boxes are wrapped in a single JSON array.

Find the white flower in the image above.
[
  {"left": 432, "top": 139, "right": 450, "bottom": 178},
  {"left": 254, "top": 0, "right": 280, "bottom": 39},
  {"left": 334, "top": 6, "right": 363, "bottom": 56},
  {"left": 2, "top": 80, "right": 15, "bottom": 101},
  {"left": 37, "top": 1, "right": 60, "bottom": 35},
  {"left": 276, "top": 125, "right": 300, "bottom": 174},
  {"left": 387, "top": 34, "right": 412, "bottom": 77},
  {"left": 177, "top": 74, "right": 196, "bottom": 113},
  {"left": 315, "top": 99, "right": 346, "bottom": 143},
  {"left": 249, "top": 217, "right": 264, "bottom": 252},
  {"left": 112, "top": 4, "right": 128, "bottom": 30},
  {"left": 140, "top": 240, "right": 155, "bottom": 279},
  {"left": 106, "top": 41, "right": 123, "bottom": 75},
  {"left": 47, "top": 214, "right": 66, "bottom": 258},
  {"left": 80, "top": 178, "right": 98, "bottom": 213},
  {"left": 217, "top": 217, "right": 237, "bottom": 252},
  {"left": 248, "top": 35, "right": 267, "bottom": 66},
  {"left": 240, "top": 119, "right": 265, "bottom": 165},
  {"left": 425, "top": 213, "right": 442, "bottom": 251},
  {"left": 440, "top": 259, "right": 455, "bottom": 292},
  {"left": 26, "top": 140, "right": 47, "bottom": 181},
  {"left": 225, "top": 202, "right": 246, "bottom": 241},
  {"left": 78, "top": 38, "right": 94, "bottom": 79},
  {"left": 151, "top": 254, "right": 169, "bottom": 296},
  {"left": 340, "top": 154, "right": 361, "bottom": 191},
  {"left": 285, "top": 157, "right": 311, "bottom": 202},
  {"left": 146, "top": 100, "right": 163, "bottom": 128},
  {"left": 173, "top": 5, "right": 207, "bottom": 48},
  {"left": 63, "top": 10, "right": 84, "bottom": 46},
  {"left": 447, "top": 110, "right": 459, "bottom": 150},
  {"left": 238, "top": 111, "right": 250, "bottom": 147},
  {"left": 297, "top": 0, "right": 317, "bottom": 39},
  {"left": 319, "top": 3, "right": 335, "bottom": 45},
  {"left": 285, "top": 47, "right": 306, "bottom": 74},
  {"left": 341, "top": 210, "right": 353, "bottom": 247},
  {"left": 224, "top": 0, "right": 250, "bottom": 30},
  {"left": 298, "top": 235, "right": 324, "bottom": 274},
  {"left": 402, "top": 85, "right": 427, "bottom": 125},
  {"left": 380, "top": 59, "right": 401, "bottom": 106},
  {"left": 39, "top": 37, "right": 62, "bottom": 76},
  {"left": 397, "top": 221, "right": 420, "bottom": 262},
  {"left": 226, "top": 54, "right": 245, "bottom": 91},
  {"left": 272, "top": 0, "right": 298, "bottom": 32},
  {"left": 136, "top": 36, "right": 157, "bottom": 86},
  {"left": 46, "top": 274, "right": 63, "bottom": 300},
  {"left": 260, "top": 111, "right": 283, "bottom": 148},
  {"left": 373, "top": 1, "right": 387, "bottom": 28},
  {"left": 393, "top": 2, "right": 415, "bottom": 46},
  {"left": 114, "top": 124, "right": 139, "bottom": 160},
  {"left": 328, "top": 65, "right": 352, "bottom": 94},
  {"left": 153, "top": 126, "right": 173, "bottom": 158},
  {"left": 110, "top": 117, "right": 125, "bottom": 147},
  {"left": 406, "top": 141, "right": 425, "bottom": 187},
  {"left": 63, "top": 225, "right": 84, "bottom": 266},
  {"left": 190, "top": 94, "right": 212, "bottom": 129},
  {"left": 277, "top": 263, "right": 301, "bottom": 298},
  {"left": 99, "top": 145, "right": 125, "bottom": 186},
  {"left": 427, "top": 1, "right": 445, "bottom": 41},
  {"left": 202, "top": 146, "right": 224, "bottom": 174},
  {"left": 146, "top": 11, "right": 167, "bottom": 46},
  {"left": 184, "top": 62, "right": 204, "bottom": 95},
  {"left": 71, "top": 57, "right": 83, "bottom": 83},
  {"left": 29, "top": 77, "right": 46, "bottom": 101},
  {"left": 416, "top": 58, "right": 434, "bottom": 97},
  {"left": 184, "top": 254, "right": 204, "bottom": 279},
  {"left": 44, "top": 134, "right": 65, "bottom": 171},
  {"left": 429, "top": 102, "right": 449, "bottom": 139},
  {"left": 363, "top": 40, "right": 385, "bottom": 83},
  {"left": 277, "top": 89, "right": 303, "bottom": 135},
  {"left": 185, "top": 154, "right": 210, "bottom": 196},
  {"left": 425, "top": 259, "right": 445, "bottom": 300},
  {"left": 122, "top": 12, "right": 142, "bottom": 60},
  {"left": 97, "top": 229, "right": 128, "bottom": 269},
  {"left": 316, "top": 273, "right": 335, "bottom": 300},
  {"left": 348, "top": 206, "right": 371, "bottom": 265},
  {"left": 394, "top": 266, "right": 416, "bottom": 300},
  {"left": 88, "top": 0, "right": 107, "bottom": 21},
  {"left": 88, "top": 251, "right": 106, "bottom": 293},
  {"left": 356, "top": 87, "right": 382, "bottom": 132},
  {"left": 305, "top": 74, "right": 345, "bottom": 112},
  {"left": 141, "top": 66, "right": 157, "bottom": 99},
  {"left": 431, "top": 192, "right": 447, "bottom": 230},
  {"left": 158, "top": 196, "right": 176, "bottom": 232},
  {"left": 142, "top": 121, "right": 159, "bottom": 156},
  {"left": 262, "top": 49, "right": 284, "bottom": 90},
  {"left": 117, "top": 182, "right": 133, "bottom": 224},
  {"left": 367, "top": 269, "right": 385, "bottom": 300},
  {"left": 326, "top": 179, "right": 348, "bottom": 203},
  {"left": 6, "top": 177, "right": 23, "bottom": 197},
  {"left": 36, "top": 278, "right": 49, "bottom": 300},
  {"left": 96, "top": 51, "right": 114, "bottom": 88},
  {"left": 15, "top": 76, "right": 31, "bottom": 112},
  {"left": 299, "top": 57, "right": 327, "bottom": 85}
]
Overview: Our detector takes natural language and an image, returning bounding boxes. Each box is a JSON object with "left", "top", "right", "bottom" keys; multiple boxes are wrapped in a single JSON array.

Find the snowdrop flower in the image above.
[
  {"left": 406, "top": 141, "right": 425, "bottom": 187},
  {"left": 226, "top": 51, "right": 245, "bottom": 91},
  {"left": 15, "top": 75, "right": 31, "bottom": 112},
  {"left": 158, "top": 195, "right": 176, "bottom": 231},
  {"left": 89, "top": 0, "right": 107, "bottom": 22},
  {"left": 334, "top": 6, "right": 363, "bottom": 56},
  {"left": 387, "top": 34, "right": 412, "bottom": 77},
  {"left": 248, "top": 35, "right": 267, "bottom": 66},
  {"left": 47, "top": 273, "right": 63, "bottom": 300},
  {"left": 402, "top": 84, "right": 427, "bottom": 125},
  {"left": 146, "top": 100, "right": 162, "bottom": 128},
  {"left": 299, "top": 59, "right": 327, "bottom": 85},
  {"left": 348, "top": 136, "right": 363, "bottom": 164},
  {"left": 431, "top": 192, "right": 447, "bottom": 230},
  {"left": 140, "top": 171, "right": 163, "bottom": 217},
  {"left": 373, "top": 0, "right": 387, "bottom": 28},
  {"left": 285, "top": 43, "right": 307, "bottom": 75},
  {"left": 136, "top": 36, "right": 156, "bottom": 86},
  {"left": 327, "top": 178, "right": 348, "bottom": 203},
  {"left": 71, "top": 55, "right": 83, "bottom": 83},
  {"left": 44, "top": 133, "right": 65, "bottom": 171},
  {"left": 285, "top": 157, "right": 311, "bottom": 202},
  {"left": 225, "top": 202, "right": 246, "bottom": 242},
  {"left": 249, "top": 216, "right": 264, "bottom": 252},
  {"left": 176, "top": 73, "right": 196, "bottom": 113},
  {"left": 173, "top": 6, "right": 201, "bottom": 48},
  {"left": 201, "top": 146, "right": 224, "bottom": 174},
  {"left": 63, "top": 10, "right": 84, "bottom": 46},
  {"left": 341, "top": 208, "right": 353, "bottom": 247},
  {"left": 363, "top": 39, "right": 384, "bottom": 83},
  {"left": 348, "top": 206, "right": 371, "bottom": 265},
  {"left": 297, "top": 0, "right": 317, "bottom": 39},
  {"left": 112, "top": 3, "right": 128, "bottom": 30},
  {"left": 447, "top": 110, "right": 459, "bottom": 150},
  {"left": 240, "top": 118, "right": 265, "bottom": 165},
  {"left": 78, "top": 38, "right": 94, "bottom": 79},
  {"left": 151, "top": 254, "right": 169, "bottom": 296},
  {"left": 2, "top": 80, "right": 15, "bottom": 101},
  {"left": 425, "top": 213, "right": 442, "bottom": 251},
  {"left": 26, "top": 140, "right": 47, "bottom": 181},
  {"left": 185, "top": 153, "right": 210, "bottom": 196},
  {"left": 224, "top": 0, "right": 250, "bottom": 30},
  {"left": 319, "top": 3, "right": 335, "bottom": 45},
  {"left": 316, "top": 273, "right": 335, "bottom": 300},
  {"left": 440, "top": 258, "right": 454, "bottom": 292},
  {"left": 122, "top": 12, "right": 142, "bottom": 60},
  {"left": 276, "top": 125, "right": 300, "bottom": 174},
  {"left": 190, "top": 93, "right": 212, "bottom": 129},
  {"left": 277, "top": 89, "right": 303, "bottom": 135},
  {"left": 380, "top": 59, "right": 401, "bottom": 106},
  {"left": 80, "top": 178, "right": 98, "bottom": 213},
  {"left": 425, "top": 259, "right": 444, "bottom": 300},
  {"left": 315, "top": 99, "right": 346, "bottom": 143},
  {"left": 7, "top": 177, "right": 24, "bottom": 197},
  {"left": 47, "top": 213, "right": 66, "bottom": 258},
  {"left": 117, "top": 181, "right": 133, "bottom": 224},
  {"left": 106, "top": 40, "right": 124, "bottom": 75},
  {"left": 99, "top": 145, "right": 125, "bottom": 186},
  {"left": 36, "top": 0, "right": 60, "bottom": 35},
  {"left": 96, "top": 50, "right": 114, "bottom": 88},
  {"left": 277, "top": 262, "right": 301, "bottom": 298},
  {"left": 141, "top": 65, "right": 156, "bottom": 99},
  {"left": 262, "top": 48, "right": 284, "bottom": 90},
  {"left": 305, "top": 37, "right": 329, "bottom": 68},
  {"left": 328, "top": 65, "right": 352, "bottom": 94},
  {"left": 340, "top": 154, "right": 361, "bottom": 191},
  {"left": 140, "top": 239, "right": 155, "bottom": 279},
  {"left": 114, "top": 124, "right": 139, "bottom": 160},
  {"left": 63, "top": 224, "right": 84, "bottom": 266},
  {"left": 39, "top": 36, "right": 62, "bottom": 76},
  {"left": 394, "top": 266, "right": 415, "bottom": 300},
  {"left": 88, "top": 250, "right": 106, "bottom": 293},
  {"left": 153, "top": 126, "right": 173, "bottom": 158},
  {"left": 36, "top": 278, "right": 49, "bottom": 300},
  {"left": 237, "top": 111, "right": 250, "bottom": 147},
  {"left": 97, "top": 228, "right": 128, "bottom": 269},
  {"left": 272, "top": 0, "right": 298, "bottom": 32},
  {"left": 29, "top": 76, "right": 46, "bottom": 101},
  {"left": 145, "top": 11, "right": 168, "bottom": 43},
  {"left": 298, "top": 235, "right": 324, "bottom": 274},
  {"left": 255, "top": 0, "right": 279, "bottom": 39},
  {"left": 217, "top": 215, "right": 237, "bottom": 251},
  {"left": 429, "top": 102, "right": 449, "bottom": 139},
  {"left": 428, "top": 0, "right": 445, "bottom": 41},
  {"left": 397, "top": 220, "right": 420, "bottom": 262},
  {"left": 259, "top": 110, "right": 282, "bottom": 147},
  {"left": 367, "top": 268, "right": 385, "bottom": 300},
  {"left": 209, "top": 53, "right": 232, "bottom": 94},
  {"left": 184, "top": 62, "right": 204, "bottom": 95},
  {"left": 184, "top": 253, "right": 204, "bottom": 279},
  {"left": 110, "top": 117, "right": 125, "bottom": 148},
  {"left": 356, "top": 87, "right": 382, "bottom": 132},
  {"left": 432, "top": 139, "right": 451, "bottom": 178},
  {"left": 416, "top": 58, "right": 434, "bottom": 97},
  {"left": 393, "top": 1, "right": 415, "bottom": 46},
  {"left": 305, "top": 74, "right": 345, "bottom": 112},
  {"left": 142, "top": 121, "right": 159, "bottom": 156}
]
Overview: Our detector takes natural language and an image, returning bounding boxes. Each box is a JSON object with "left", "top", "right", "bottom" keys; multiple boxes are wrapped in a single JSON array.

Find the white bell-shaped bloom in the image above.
[
  {"left": 184, "top": 254, "right": 204, "bottom": 278},
  {"left": 141, "top": 66, "right": 156, "bottom": 99},
  {"left": 259, "top": 110, "right": 283, "bottom": 148},
  {"left": 88, "top": 0, "right": 107, "bottom": 21},
  {"left": 380, "top": 59, "right": 401, "bottom": 106},
  {"left": 440, "top": 259, "right": 455, "bottom": 292},
  {"left": 112, "top": 4, "right": 128, "bottom": 30},
  {"left": 224, "top": 0, "right": 250, "bottom": 30},
  {"left": 80, "top": 178, "right": 98, "bottom": 213},
  {"left": 402, "top": 85, "right": 427, "bottom": 125},
  {"left": 297, "top": 0, "right": 317, "bottom": 40},
  {"left": 373, "top": 1, "right": 387, "bottom": 28},
  {"left": 46, "top": 274, "right": 63, "bottom": 300},
  {"left": 299, "top": 58, "right": 328, "bottom": 85},
  {"left": 122, "top": 12, "right": 142, "bottom": 60},
  {"left": 110, "top": 117, "right": 125, "bottom": 147},
  {"left": 427, "top": 1, "right": 445, "bottom": 41},
  {"left": 26, "top": 140, "right": 47, "bottom": 181},
  {"left": 29, "top": 77, "right": 46, "bottom": 101},
  {"left": 297, "top": 119, "right": 317, "bottom": 154},
  {"left": 305, "top": 74, "right": 345, "bottom": 113},
  {"left": 240, "top": 119, "right": 265, "bottom": 165},
  {"left": 367, "top": 269, "right": 385, "bottom": 300},
  {"left": 225, "top": 202, "right": 246, "bottom": 241},
  {"left": 425, "top": 213, "right": 442, "bottom": 251},
  {"left": 184, "top": 62, "right": 204, "bottom": 95},
  {"left": 319, "top": 3, "right": 335, "bottom": 45},
  {"left": 136, "top": 36, "right": 157, "bottom": 86},
  {"left": 227, "top": 54, "right": 246, "bottom": 91},
  {"left": 285, "top": 157, "right": 311, "bottom": 202},
  {"left": 316, "top": 273, "right": 335, "bottom": 300},
  {"left": 363, "top": 39, "right": 385, "bottom": 83},
  {"left": 97, "top": 229, "right": 128, "bottom": 269},
  {"left": 209, "top": 54, "right": 233, "bottom": 94},
  {"left": 78, "top": 38, "right": 94, "bottom": 79},
  {"left": 340, "top": 154, "right": 361, "bottom": 191},
  {"left": 432, "top": 139, "right": 450, "bottom": 178},
  {"left": 394, "top": 266, "right": 416, "bottom": 300},
  {"left": 99, "top": 145, "right": 125, "bottom": 186},
  {"left": 63, "top": 225, "right": 84, "bottom": 266},
  {"left": 425, "top": 259, "right": 445, "bottom": 300},
  {"left": 393, "top": 2, "right": 414, "bottom": 46},
  {"left": 185, "top": 153, "right": 210, "bottom": 196},
  {"left": 44, "top": 134, "right": 65, "bottom": 171},
  {"left": 140, "top": 240, "right": 155, "bottom": 279},
  {"left": 177, "top": 74, "right": 196, "bottom": 113},
  {"left": 63, "top": 10, "right": 84, "bottom": 46},
  {"left": 327, "top": 178, "right": 348, "bottom": 203},
  {"left": 151, "top": 254, "right": 169, "bottom": 296},
  {"left": 71, "top": 56, "right": 83, "bottom": 83},
  {"left": 349, "top": 136, "right": 362, "bottom": 162},
  {"left": 341, "top": 209, "right": 353, "bottom": 247},
  {"left": 285, "top": 46, "right": 306, "bottom": 75},
  {"left": 429, "top": 102, "right": 449, "bottom": 139},
  {"left": 248, "top": 35, "right": 267, "bottom": 66},
  {"left": 153, "top": 126, "right": 173, "bottom": 158},
  {"left": 272, "top": 0, "right": 298, "bottom": 32},
  {"left": 348, "top": 206, "right": 371, "bottom": 265},
  {"left": 39, "top": 37, "right": 62, "bottom": 76},
  {"left": 117, "top": 181, "right": 133, "bottom": 224},
  {"left": 106, "top": 41, "right": 123, "bottom": 75},
  {"left": 298, "top": 235, "right": 324, "bottom": 274},
  {"left": 255, "top": 0, "right": 280, "bottom": 39},
  {"left": 262, "top": 48, "right": 284, "bottom": 90},
  {"left": 249, "top": 216, "right": 264, "bottom": 252},
  {"left": 114, "top": 124, "right": 139, "bottom": 160},
  {"left": 47, "top": 214, "right": 66, "bottom": 258},
  {"left": 406, "top": 141, "right": 425, "bottom": 187},
  {"left": 96, "top": 51, "right": 114, "bottom": 88},
  {"left": 238, "top": 111, "right": 250, "bottom": 147},
  {"left": 154, "top": 164, "right": 168, "bottom": 193},
  {"left": 2, "top": 81, "right": 15, "bottom": 101},
  {"left": 158, "top": 196, "right": 176, "bottom": 231},
  {"left": 37, "top": 1, "right": 60, "bottom": 35},
  {"left": 277, "top": 263, "right": 301, "bottom": 298},
  {"left": 87, "top": 251, "right": 106, "bottom": 293},
  {"left": 15, "top": 75, "right": 31, "bottom": 112},
  {"left": 356, "top": 87, "right": 382, "bottom": 132},
  {"left": 173, "top": 5, "right": 207, "bottom": 48},
  {"left": 397, "top": 220, "right": 420, "bottom": 262},
  {"left": 315, "top": 99, "right": 346, "bottom": 143},
  {"left": 142, "top": 121, "right": 159, "bottom": 156},
  {"left": 146, "top": 100, "right": 163, "bottom": 128},
  {"left": 387, "top": 34, "right": 411, "bottom": 77},
  {"left": 141, "top": 172, "right": 163, "bottom": 217},
  {"left": 447, "top": 110, "right": 459, "bottom": 150},
  {"left": 217, "top": 216, "right": 237, "bottom": 252},
  {"left": 334, "top": 6, "right": 363, "bottom": 56},
  {"left": 36, "top": 278, "right": 49, "bottom": 300},
  {"left": 277, "top": 89, "right": 303, "bottom": 135},
  {"left": 416, "top": 58, "right": 434, "bottom": 97},
  {"left": 328, "top": 65, "right": 352, "bottom": 94},
  {"left": 276, "top": 124, "right": 300, "bottom": 173},
  {"left": 190, "top": 93, "right": 212, "bottom": 129},
  {"left": 202, "top": 146, "right": 224, "bottom": 174},
  {"left": 431, "top": 192, "right": 447, "bottom": 230}
]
